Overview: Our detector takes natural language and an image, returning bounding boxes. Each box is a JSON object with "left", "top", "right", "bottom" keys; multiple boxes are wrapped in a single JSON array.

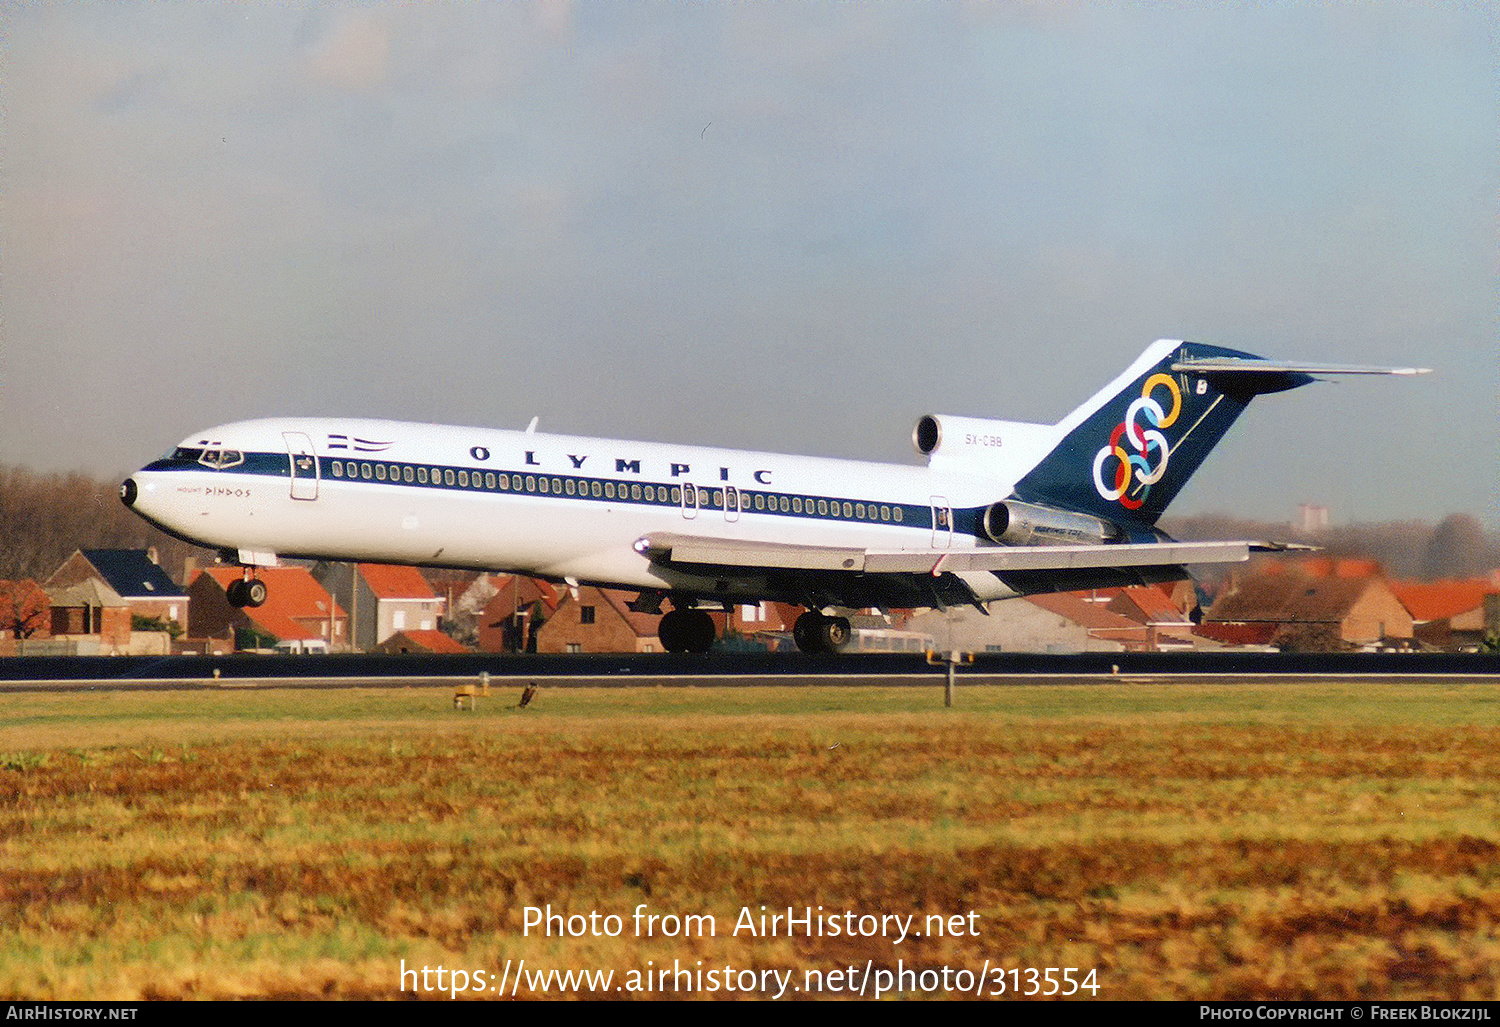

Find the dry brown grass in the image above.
[{"left": 3, "top": 684, "right": 1500, "bottom": 999}]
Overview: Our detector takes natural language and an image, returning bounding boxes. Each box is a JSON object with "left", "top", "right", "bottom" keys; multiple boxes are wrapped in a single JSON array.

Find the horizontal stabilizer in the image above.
[{"left": 1172, "top": 357, "right": 1431, "bottom": 377}]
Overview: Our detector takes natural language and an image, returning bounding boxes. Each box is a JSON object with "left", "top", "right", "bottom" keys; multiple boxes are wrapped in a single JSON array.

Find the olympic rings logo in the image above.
[{"left": 1091, "top": 373, "right": 1181, "bottom": 510}]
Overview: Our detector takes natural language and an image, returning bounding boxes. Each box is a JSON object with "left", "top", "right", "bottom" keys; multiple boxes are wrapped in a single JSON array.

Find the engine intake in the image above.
[
  {"left": 984, "top": 500, "right": 1120, "bottom": 547},
  {"left": 913, "top": 413, "right": 1058, "bottom": 470}
]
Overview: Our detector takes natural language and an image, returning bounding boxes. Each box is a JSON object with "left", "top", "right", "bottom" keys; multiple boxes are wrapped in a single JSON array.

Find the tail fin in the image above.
[{"left": 1011, "top": 340, "right": 1324, "bottom": 526}]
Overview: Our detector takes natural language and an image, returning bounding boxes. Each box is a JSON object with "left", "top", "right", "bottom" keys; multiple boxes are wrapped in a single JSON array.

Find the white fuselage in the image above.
[{"left": 127, "top": 417, "right": 1029, "bottom": 605}]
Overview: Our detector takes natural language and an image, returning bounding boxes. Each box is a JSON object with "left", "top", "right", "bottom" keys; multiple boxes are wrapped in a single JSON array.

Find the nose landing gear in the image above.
[{"left": 226, "top": 574, "right": 267, "bottom": 608}]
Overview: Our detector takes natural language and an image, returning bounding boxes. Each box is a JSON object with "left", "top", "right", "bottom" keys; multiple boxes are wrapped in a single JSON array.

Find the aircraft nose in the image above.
[{"left": 119, "top": 477, "right": 138, "bottom": 508}]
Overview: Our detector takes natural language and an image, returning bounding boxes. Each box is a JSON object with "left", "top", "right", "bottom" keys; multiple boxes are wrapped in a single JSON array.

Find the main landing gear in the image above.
[
  {"left": 654, "top": 603, "right": 852, "bottom": 654},
  {"left": 226, "top": 574, "right": 267, "bottom": 609},
  {"left": 792, "top": 611, "right": 851, "bottom": 654},
  {"left": 657, "top": 608, "right": 717, "bottom": 653}
]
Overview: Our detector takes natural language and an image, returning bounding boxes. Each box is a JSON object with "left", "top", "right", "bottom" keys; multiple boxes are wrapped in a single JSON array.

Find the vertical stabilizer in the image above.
[{"left": 1010, "top": 341, "right": 1317, "bottom": 526}]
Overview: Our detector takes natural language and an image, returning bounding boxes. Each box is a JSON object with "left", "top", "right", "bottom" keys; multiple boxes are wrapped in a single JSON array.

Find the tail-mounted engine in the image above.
[
  {"left": 982, "top": 499, "right": 1120, "bottom": 547},
  {"left": 913, "top": 413, "right": 1058, "bottom": 472}
]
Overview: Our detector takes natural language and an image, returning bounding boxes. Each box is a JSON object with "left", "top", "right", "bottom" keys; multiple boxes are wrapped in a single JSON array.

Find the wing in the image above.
[{"left": 636, "top": 531, "right": 1306, "bottom": 582}]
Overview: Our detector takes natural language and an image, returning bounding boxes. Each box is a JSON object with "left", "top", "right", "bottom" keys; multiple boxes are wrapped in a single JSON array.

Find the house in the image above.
[
  {"left": 312, "top": 563, "right": 446, "bottom": 650},
  {"left": 474, "top": 575, "right": 563, "bottom": 653},
  {"left": 373, "top": 629, "right": 472, "bottom": 655},
  {"left": 1010, "top": 592, "right": 1145, "bottom": 651},
  {"left": 1198, "top": 572, "right": 1414, "bottom": 650},
  {"left": 1389, "top": 579, "right": 1500, "bottom": 650},
  {"left": 43, "top": 578, "right": 133, "bottom": 655},
  {"left": 909, "top": 591, "right": 1156, "bottom": 654},
  {"left": 721, "top": 601, "right": 802, "bottom": 651},
  {"left": 536, "top": 587, "right": 664, "bottom": 653},
  {"left": 904, "top": 582, "right": 1215, "bottom": 654},
  {"left": 189, "top": 567, "right": 347, "bottom": 651},
  {"left": 1093, "top": 584, "right": 1205, "bottom": 651},
  {"left": 44, "top": 549, "right": 188, "bottom": 632}
]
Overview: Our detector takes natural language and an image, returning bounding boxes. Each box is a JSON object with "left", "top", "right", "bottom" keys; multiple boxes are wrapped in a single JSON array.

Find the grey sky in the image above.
[{"left": 4, "top": 2, "right": 1495, "bottom": 527}]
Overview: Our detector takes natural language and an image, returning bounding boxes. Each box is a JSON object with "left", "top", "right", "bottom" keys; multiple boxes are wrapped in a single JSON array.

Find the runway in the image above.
[{"left": 2, "top": 650, "right": 1497, "bottom": 690}]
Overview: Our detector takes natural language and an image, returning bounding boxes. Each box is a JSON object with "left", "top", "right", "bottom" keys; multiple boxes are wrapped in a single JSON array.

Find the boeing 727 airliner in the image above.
[{"left": 120, "top": 340, "right": 1426, "bottom": 652}]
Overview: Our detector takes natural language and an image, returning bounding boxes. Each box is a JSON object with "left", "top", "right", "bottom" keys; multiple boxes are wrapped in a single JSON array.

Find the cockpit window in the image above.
[
  {"left": 172, "top": 447, "right": 205, "bottom": 462},
  {"left": 195, "top": 447, "right": 244, "bottom": 470}
]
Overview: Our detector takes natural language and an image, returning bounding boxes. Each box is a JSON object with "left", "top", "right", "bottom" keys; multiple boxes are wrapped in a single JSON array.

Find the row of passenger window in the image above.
[{"left": 324, "top": 459, "right": 907, "bottom": 524}]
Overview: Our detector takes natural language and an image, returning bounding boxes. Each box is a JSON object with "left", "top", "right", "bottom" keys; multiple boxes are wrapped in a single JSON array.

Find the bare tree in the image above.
[
  {"left": 0, "top": 463, "right": 212, "bottom": 582},
  {"left": 1422, "top": 513, "right": 1489, "bottom": 580},
  {"left": 1163, "top": 513, "right": 1500, "bottom": 581}
]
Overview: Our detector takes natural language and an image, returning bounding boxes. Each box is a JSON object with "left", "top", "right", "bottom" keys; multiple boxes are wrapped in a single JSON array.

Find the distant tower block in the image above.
[{"left": 1299, "top": 504, "right": 1329, "bottom": 533}]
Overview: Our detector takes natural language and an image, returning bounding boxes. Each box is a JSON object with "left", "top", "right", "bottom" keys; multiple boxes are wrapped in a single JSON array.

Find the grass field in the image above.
[{"left": 4, "top": 681, "right": 1500, "bottom": 1000}]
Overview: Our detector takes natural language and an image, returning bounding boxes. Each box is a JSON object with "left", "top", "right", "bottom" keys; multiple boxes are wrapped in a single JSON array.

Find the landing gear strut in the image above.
[
  {"left": 658, "top": 608, "right": 717, "bottom": 653},
  {"left": 793, "top": 611, "right": 851, "bottom": 654}
]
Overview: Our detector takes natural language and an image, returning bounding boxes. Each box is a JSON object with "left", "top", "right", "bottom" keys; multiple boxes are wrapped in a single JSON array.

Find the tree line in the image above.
[
  {"left": 0, "top": 463, "right": 211, "bottom": 582},
  {"left": 1161, "top": 512, "right": 1500, "bottom": 582}
]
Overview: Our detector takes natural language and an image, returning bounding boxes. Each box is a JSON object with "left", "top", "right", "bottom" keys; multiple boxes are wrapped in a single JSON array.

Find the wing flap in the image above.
[
  {"left": 638, "top": 532, "right": 1258, "bottom": 576},
  {"left": 864, "top": 540, "right": 1252, "bottom": 573},
  {"left": 643, "top": 534, "right": 867, "bottom": 572}
]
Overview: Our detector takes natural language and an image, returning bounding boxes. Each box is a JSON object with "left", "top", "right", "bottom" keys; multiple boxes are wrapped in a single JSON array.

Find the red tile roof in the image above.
[
  {"left": 1104, "top": 585, "right": 1191, "bottom": 625},
  {"left": 484, "top": 575, "right": 563, "bottom": 616},
  {"left": 595, "top": 588, "right": 664, "bottom": 638},
  {"left": 197, "top": 567, "right": 344, "bottom": 641},
  {"left": 1267, "top": 556, "right": 1384, "bottom": 579},
  {"left": 1389, "top": 579, "right": 1497, "bottom": 622},
  {"left": 1026, "top": 592, "right": 1141, "bottom": 633},
  {"left": 377, "top": 629, "right": 470, "bottom": 654},
  {"left": 358, "top": 564, "right": 437, "bottom": 600}
]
